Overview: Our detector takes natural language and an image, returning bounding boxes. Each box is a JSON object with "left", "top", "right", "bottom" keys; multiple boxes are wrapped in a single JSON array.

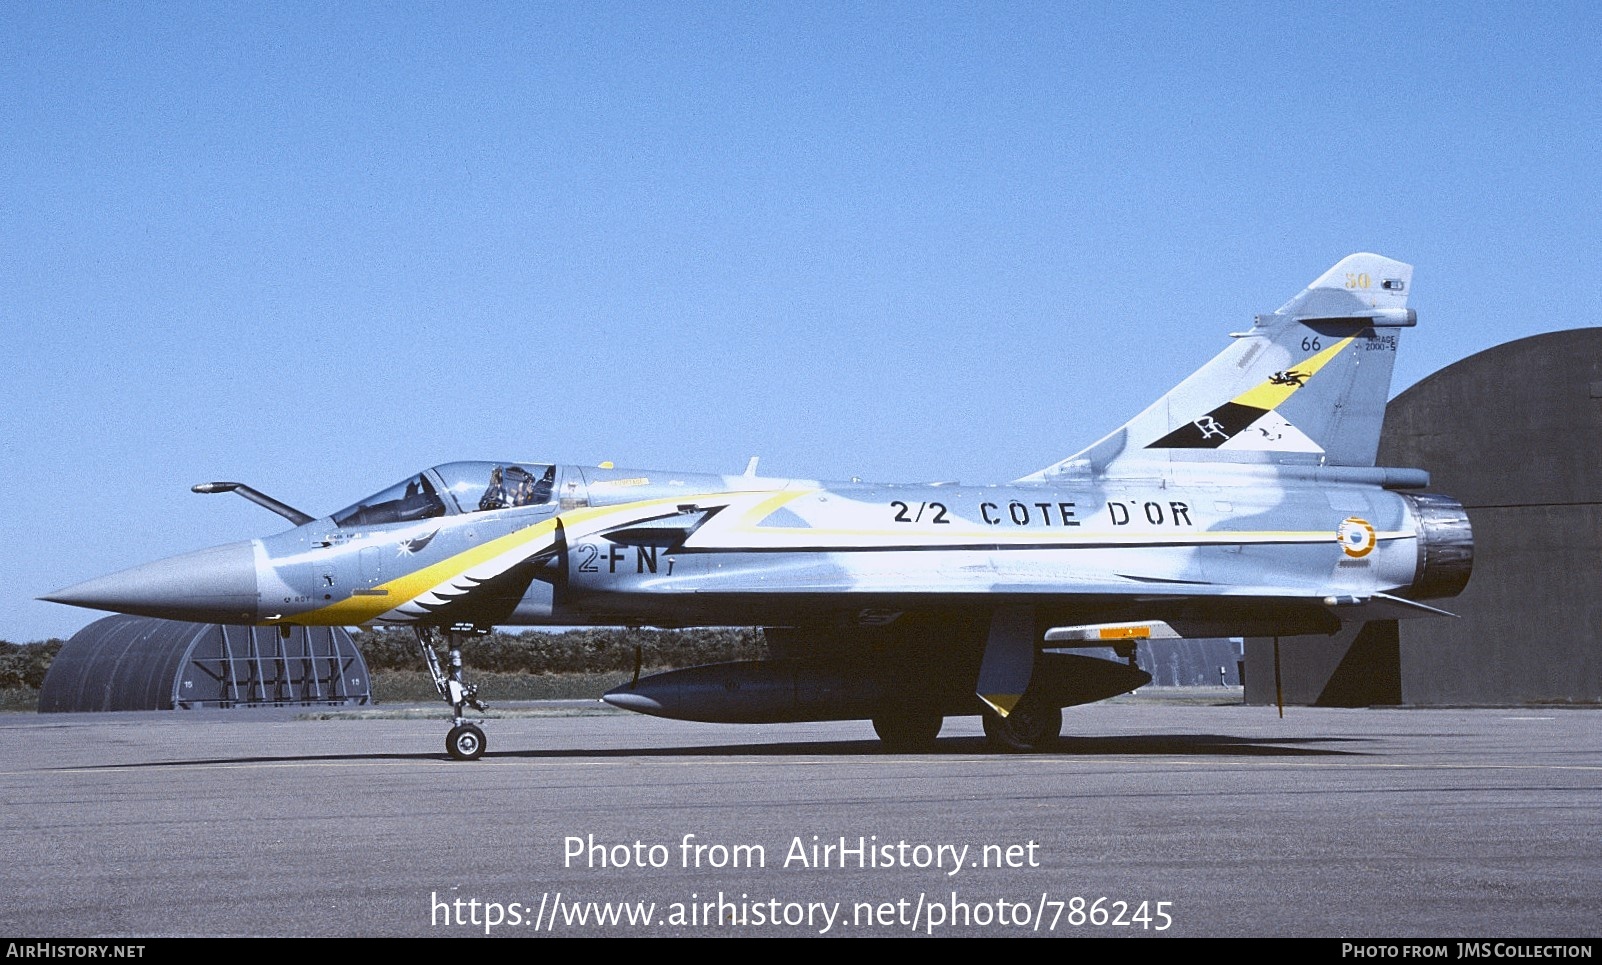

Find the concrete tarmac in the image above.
[{"left": 1, "top": 694, "right": 1598, "bottom": 938}]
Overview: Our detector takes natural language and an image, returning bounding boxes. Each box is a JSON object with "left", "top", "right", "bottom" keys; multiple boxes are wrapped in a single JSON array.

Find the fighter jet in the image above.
[{"left": 44, "top": 253, "right": 1472, "bottom": 759}]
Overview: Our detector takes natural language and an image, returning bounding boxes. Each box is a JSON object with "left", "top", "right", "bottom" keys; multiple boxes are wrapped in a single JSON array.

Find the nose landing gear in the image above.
[{"left": 418, "top": 627, "right": 489, "bottom": 760}]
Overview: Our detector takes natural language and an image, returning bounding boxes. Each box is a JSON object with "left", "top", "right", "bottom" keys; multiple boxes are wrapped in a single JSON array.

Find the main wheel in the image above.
[
  {"left": 982, "top": 702, "right": 1062, "bottom": 753},
  {"left": 446, "top": 723, "right": 486, "bottom": 761},
  {"left": 872, "top": 712, "right": 943, "bottom": 752}
]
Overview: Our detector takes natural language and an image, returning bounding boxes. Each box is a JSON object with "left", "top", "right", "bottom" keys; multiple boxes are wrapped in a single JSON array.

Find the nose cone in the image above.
[{"left": 41, "top": 540, "right": 260, "bottom": 623}]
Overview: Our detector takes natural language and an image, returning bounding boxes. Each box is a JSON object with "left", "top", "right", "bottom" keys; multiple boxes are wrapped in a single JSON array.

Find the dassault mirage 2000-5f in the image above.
[{"left": 45, "top": 253, "right": 1472, "bottom": 759}]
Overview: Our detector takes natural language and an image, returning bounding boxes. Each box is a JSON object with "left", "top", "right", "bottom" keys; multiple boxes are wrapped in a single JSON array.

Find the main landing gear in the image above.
[
  {"left": 871, "top": 710, "right": 944, "bottom": 752},
  {"left": 981, "top": 699, "right": 1063, "bottom": 753},
  {"left": 417, "top": 627, "right": 489, "bottom": 760}
]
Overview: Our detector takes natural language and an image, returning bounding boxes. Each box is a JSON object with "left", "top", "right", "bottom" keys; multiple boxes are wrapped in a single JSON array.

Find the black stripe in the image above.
[{"left": 1147, "top": 401, "right": 1266, "bottom": 449}]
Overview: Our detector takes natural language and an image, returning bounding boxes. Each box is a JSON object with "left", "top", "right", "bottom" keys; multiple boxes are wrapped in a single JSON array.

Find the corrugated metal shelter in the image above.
[{"left": 39, "top": 615, "right": 371, "bottom": 712}]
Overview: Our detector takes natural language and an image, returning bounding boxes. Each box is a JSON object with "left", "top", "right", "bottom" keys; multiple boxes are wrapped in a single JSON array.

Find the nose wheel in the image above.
[{"left": 446, "top": 722, "right": 487, "bottom": 761}]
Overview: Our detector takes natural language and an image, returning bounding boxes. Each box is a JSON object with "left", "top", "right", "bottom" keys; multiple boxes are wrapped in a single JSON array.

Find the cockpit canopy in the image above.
[{"left": 331, "top": 461, "right": 557, "bottom": 528}]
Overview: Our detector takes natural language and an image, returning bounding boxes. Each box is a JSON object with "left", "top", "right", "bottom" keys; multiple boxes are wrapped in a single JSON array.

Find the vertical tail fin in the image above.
[{"left": 1022, "top": 253, "right": 1415, "bottom": 480}]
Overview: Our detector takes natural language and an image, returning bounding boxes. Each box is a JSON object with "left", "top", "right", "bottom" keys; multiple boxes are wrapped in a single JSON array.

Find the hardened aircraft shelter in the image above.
[
  {"left": 39, "top": 614, "right": 371, "bottom": 712},
  {"left": 1246, "top": 328, "right": 1602, "bottom": 706}
]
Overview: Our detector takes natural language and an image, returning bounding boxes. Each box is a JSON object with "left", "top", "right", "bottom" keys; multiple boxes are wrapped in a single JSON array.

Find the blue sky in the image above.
[{"left": 5, "top": 2, "right": 1599, "bottom": 641}]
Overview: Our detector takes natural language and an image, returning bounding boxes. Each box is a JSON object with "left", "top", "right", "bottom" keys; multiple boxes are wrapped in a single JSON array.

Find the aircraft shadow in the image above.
[
  {"left": 70, "top": 732, "right": 1366, "bottom": 770},
  {"left": 497, "top": 733, "right": 1368, "bottom": 759}
]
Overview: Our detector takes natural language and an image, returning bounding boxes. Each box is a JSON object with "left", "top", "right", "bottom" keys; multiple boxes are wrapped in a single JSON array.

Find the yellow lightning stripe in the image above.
[
  {"left": 288, "top": 490, "right": 774, "bottom": 625},
  {"left": 1232, "top": 336, "right": 1356, "bottom": 410},
  {"left": 292, "top": 517, "right": 562, "bottom": 625},
  {"left": 737, "top": 488, "right": 813, "bottom": 527}
]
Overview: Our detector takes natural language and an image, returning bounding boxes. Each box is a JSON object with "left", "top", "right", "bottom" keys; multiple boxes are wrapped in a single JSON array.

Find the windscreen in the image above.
[{"left": 331, "top": 473, "right": 447, "bottom": 528}]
